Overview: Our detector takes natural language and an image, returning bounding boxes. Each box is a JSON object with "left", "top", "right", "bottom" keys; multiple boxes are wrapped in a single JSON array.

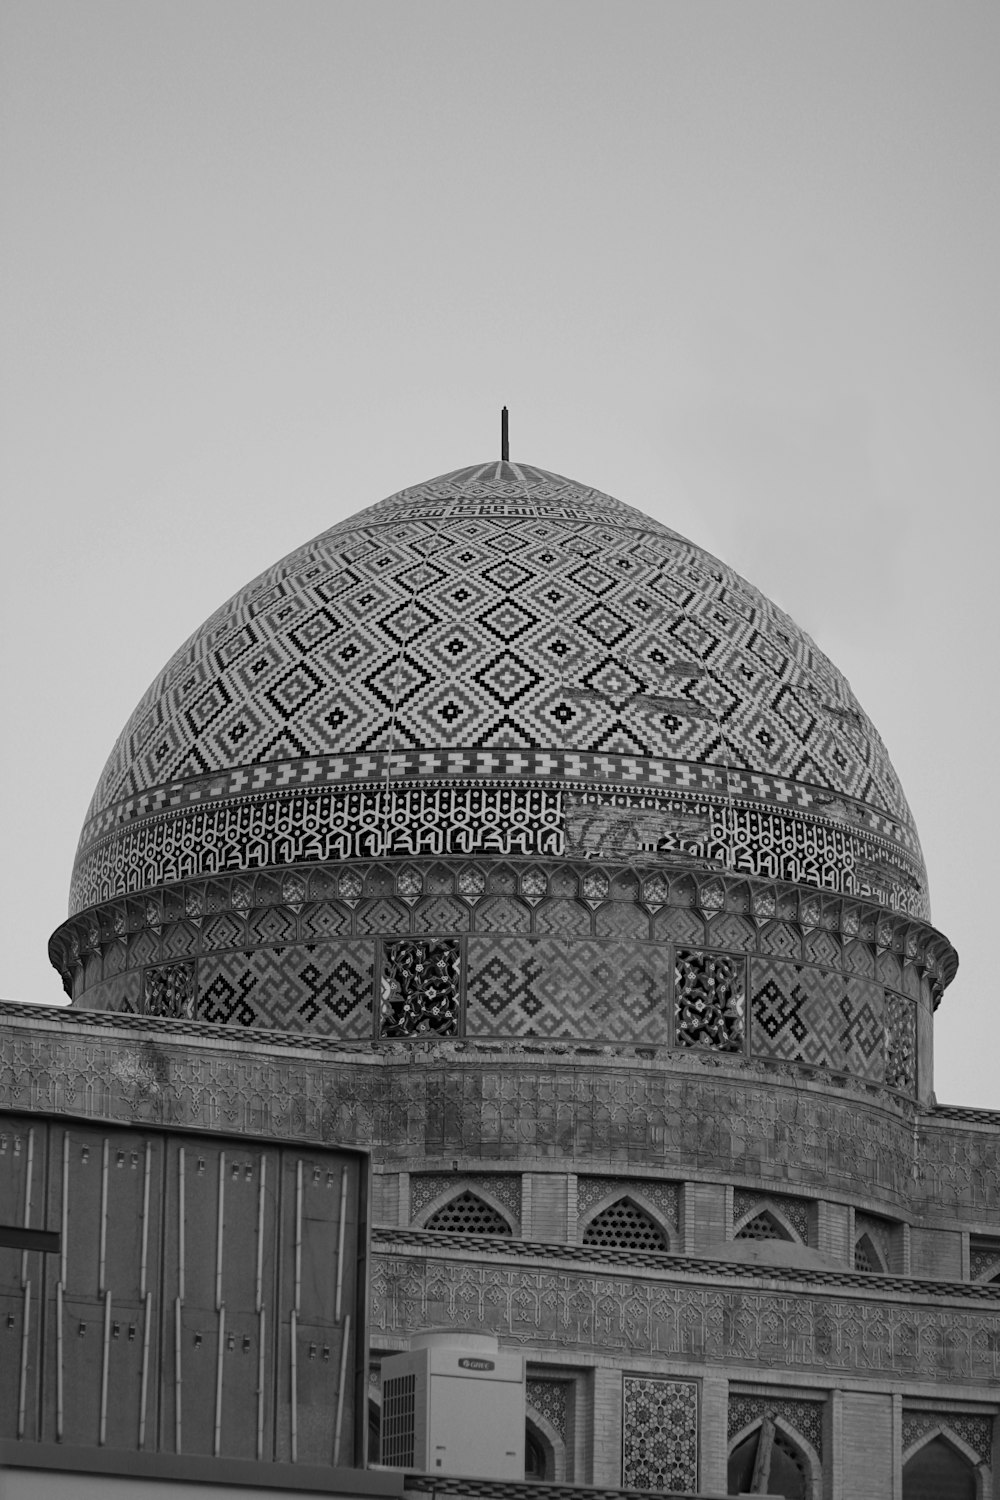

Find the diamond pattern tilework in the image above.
[
  {"left": 622, "top": 1375, "right": 698, "bottom": 1491},
  {"left": 750, "top": 957, "right": 886, "bottom": 1081},
  {"left": 74, "top": 463, "right": 926, "bottom": 920},
  {"left": 465, "top": 936, "right": 673, "bottom": 1042},
  {"left": 196, "top": 943, "right": 373, "bottom": 1035}
]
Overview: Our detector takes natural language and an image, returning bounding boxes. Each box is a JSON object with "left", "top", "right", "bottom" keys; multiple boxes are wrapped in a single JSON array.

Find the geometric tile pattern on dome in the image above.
[
  {"left": 464, "top": 935, "right": 673, "bottom": 1042},
  {"left": 70, "top": 773, "right": 926, "bottom": 919},
  {"left": 622, "top": 1375, "right": 698, "bottom": 1491},
  {"left": 76, "top": 462, "right": 925, "bottom": 915},
  {"left": 196, "top": 943, "right": 373, "bottom": 1034},
  {"left": 749, "top": 957, "right": 886, "bottom": 1083}
]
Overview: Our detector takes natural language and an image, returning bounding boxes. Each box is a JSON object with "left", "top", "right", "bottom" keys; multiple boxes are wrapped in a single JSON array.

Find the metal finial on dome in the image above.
[{"left": 501, "top": 406, "right": 509, "bottom": 462}]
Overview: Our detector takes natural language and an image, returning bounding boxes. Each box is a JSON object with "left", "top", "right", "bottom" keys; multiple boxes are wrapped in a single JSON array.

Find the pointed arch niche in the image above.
[
  {"left": 419, "top": 1185, "right": 515, "bottom": 1236},
  {"left": 727, "top": 1411, "right": 821, "bottom": 1498},
  {"left": 902, "top": 1424, "right": 991, "bottom": 1500},
  {"left": 579, "top": 1189, "right": 673, "bottom": 1253}
]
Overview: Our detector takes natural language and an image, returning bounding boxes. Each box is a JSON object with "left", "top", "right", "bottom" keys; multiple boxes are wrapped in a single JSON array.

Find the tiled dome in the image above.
[{"left": 69, "top": 461, "right": 926, "bottom": 919}]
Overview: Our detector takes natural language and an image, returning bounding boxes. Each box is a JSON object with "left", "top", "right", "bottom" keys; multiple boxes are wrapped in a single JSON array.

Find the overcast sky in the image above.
[{"left": 2, "top": 1, "right": 998, "bottom": 1105}]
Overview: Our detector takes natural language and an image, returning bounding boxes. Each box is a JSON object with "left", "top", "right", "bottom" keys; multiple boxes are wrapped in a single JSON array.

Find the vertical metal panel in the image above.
[
  {"left": 46, "top": 1122, "right": 162, "bottom": 1453},
  {"left": 0, "top": 1120, "right": 44, "bottom": 1442},
  {"left": 1, "top": 1113, "right": 363, "bottom": 1469}
]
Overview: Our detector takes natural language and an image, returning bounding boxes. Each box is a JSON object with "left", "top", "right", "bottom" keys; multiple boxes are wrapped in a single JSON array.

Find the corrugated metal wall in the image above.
[{"left": 0, "top": 1115, "right": 366, "bottom": 1467}]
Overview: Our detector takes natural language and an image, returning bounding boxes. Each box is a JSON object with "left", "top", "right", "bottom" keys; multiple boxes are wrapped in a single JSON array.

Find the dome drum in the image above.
[{"left": 50, "top": 853, "right": 953, "bottom": 1105}]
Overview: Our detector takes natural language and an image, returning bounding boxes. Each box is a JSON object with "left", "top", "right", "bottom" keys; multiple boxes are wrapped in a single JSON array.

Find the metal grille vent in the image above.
[
  {"left": 735, "top": 1210, "right": 794, "bottom": 1242},
  {"left": 582, "top": 1197, "right": 668, "bottom": 1251},
  {"left": 425, "top": 1190, "right": 511, "bottom": 1235},
  {"left": 381, "top": 1372, "right": 416, "bottom": 1467}
]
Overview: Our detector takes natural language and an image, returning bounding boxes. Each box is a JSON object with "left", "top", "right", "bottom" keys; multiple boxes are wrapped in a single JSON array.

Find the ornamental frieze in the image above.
[{"left": 371, "top": 1251, "right": 1000, "bottom": 1385}]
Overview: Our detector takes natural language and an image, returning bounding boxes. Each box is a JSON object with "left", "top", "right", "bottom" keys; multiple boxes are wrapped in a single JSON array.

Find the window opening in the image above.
[
  {"left": 425, "top": 1189, "right": 511, "bottom": 1235},
  {"left": 736, "top": 1210, "right": 795, "bottom": 1242},
  {"left": 582, "top": 1196, "right": 668, "bottom": 1251}
]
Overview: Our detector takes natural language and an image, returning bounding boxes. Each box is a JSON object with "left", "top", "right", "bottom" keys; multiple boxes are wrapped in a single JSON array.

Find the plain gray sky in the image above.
[{"left": 2, "top": 1, "right": 998, "bottom": 1104}]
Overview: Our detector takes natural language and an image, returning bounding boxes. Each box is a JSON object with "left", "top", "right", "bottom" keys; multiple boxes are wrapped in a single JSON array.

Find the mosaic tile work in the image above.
[
  {"left": 969, "top": 1238, "right": 1000, "bottom": 1282},
  {"left": 464, "top": 935, "right": 673, "bottom": 1042},
  {"left": 675, "top": 950, "right": 744, "bottom": 1050},
  {"left": 902, "top": 1410, "right": 993, "bottom": 1465},
  {"left": 734, "top": 1189, "right": 810, "bottom": 1241},
  {"left": 74, "top": 462, "right": 927, "bottom": 920},
  {"left": 622, "top": 1375, "right": 698, "bottom": 1491},
  {"left": 728, "top": 1393, "right": 823, "bottom": 1457},
  {"left": 576, "top": 1176, "right": 679, "bottom": 1227},
  {"left": 526, "top": 1380, "right": 568, "bottom": 1440},
  {"left": 142, "top": 960, "right": 194, "bottom": 1018},
  {"left": 70, "top": 776, "right": 923, "bottom": 918},
  {"left": 749, "top": 957, "right": 887, "bottom": 1083},
  {"left": 410, "top": 1172, "right": 522, "bottom": 1226},
  {"left": 379, "top": 939, "right": 461, "bottom": 1037},
  {"left": 196, "top": 943, "right": 373, "bottom": 1035},
  {"left": 885, "top": 994, "right": 917, "bottom": 1093}
]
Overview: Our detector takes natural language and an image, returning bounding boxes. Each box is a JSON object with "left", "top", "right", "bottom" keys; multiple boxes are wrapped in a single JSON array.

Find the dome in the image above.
[
  {"left": 70, "top": 461, "right": 926, "bottom": 918},
  {"left": 52, "top": 459, "right": 954, "bottom": 1100}
]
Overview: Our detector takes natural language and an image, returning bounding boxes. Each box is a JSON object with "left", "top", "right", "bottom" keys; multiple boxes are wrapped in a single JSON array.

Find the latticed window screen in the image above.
[
  {"left": 736, "top": 1210, "right": 794, "bottom": 1242},
  {"left": 425, "top": 1189, "right": 511, "bottom": 1235},
  {"left": 854, "top": 1233, "right": 886, "bottom": 1272},
  {"left": 582, "top": 1197, "right": 668, "bottom": 1251},
  {"left": 381, "top": 1372, "right": 416, "bottom": 1467}
]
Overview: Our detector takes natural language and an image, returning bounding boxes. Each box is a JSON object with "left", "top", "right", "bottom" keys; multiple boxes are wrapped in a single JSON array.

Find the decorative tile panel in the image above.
[
  {"left": 902, "top": 1410, "right": 993, "bottom": 1465},
  {"left": 885, "top": 994, "right": 917, "bottom": 1094},
  {"left": 465, "top": 936, "right": 673, "bottom": 1042},
  {"left": 622, "top": 1376, "right": 698, "bottom": 1491},
  {"left": 410, "top": 1172, "right": 521, "bottom": 1226},
  {"left": 526, "top": 1379, "right": 568, "bottom": 1440},
  {"left": 577, "top": 1176, "right": 679, "bottom": 1226},
  {"left": 728, "top": 1393, "right": 823, "bottom": 1457},
  {"left": 675, "top": 950, "right": 745, "bottom": 1050},
  {"left": 734, "top": 1189, "right": 809, "bottom": 1241},
  {"left": 750, "top": 957, "right": 885, "bottom": 1081},
  {"left": 142, "top": 961, "right": 195, "bottom": 1019},
  {"left": 379, "top": 939, "right": 461, "bottom": 1038},
  {"left": 197, "top": 943, "right": 373, "bottom": 1034}
]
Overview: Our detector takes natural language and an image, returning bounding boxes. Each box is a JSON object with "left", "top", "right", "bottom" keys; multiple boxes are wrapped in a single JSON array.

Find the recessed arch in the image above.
[
  {"left": 421, "top": 1187, "right": 514, "bottom": 1235},
  {"left": 734, "top": 1206, "right": 800, "bottom": 1243},
  {"left": 902, "top": 1426, "right": 986, "bottom": 1500},
  {"left": 854, "top": 1231, "right": 887, "bottom": 1272},
  {"left": 727, "top": 1413, "right": 821, "bottom": 1498},
  {"left": 580, "top": 1192, "right": 672, "bottom": 1252}
]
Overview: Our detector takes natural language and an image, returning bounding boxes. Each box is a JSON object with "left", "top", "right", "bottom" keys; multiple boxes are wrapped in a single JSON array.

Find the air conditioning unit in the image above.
[{"left": 380, "top": 1332, "right": 525, "bottom": 1479}]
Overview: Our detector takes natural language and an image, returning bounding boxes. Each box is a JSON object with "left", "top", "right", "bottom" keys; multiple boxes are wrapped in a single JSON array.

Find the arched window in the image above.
[
  {"left": 854, "top": 1232, "right": 887, "bottom": 1272},
  {"left": 735, "top": 1209, "right": 795, "bottom": 1242},
  {"left": 728, "top": 1418, "right": 811, "bottom": 1497},
  {"left": 902, "top": 1436, "right": 977, "bottom": 1499},
  {"left": 424, "top": 1189, "right": 512, "bottom": 1235},
  {"left": 582, "top": 1196, "right": 669, "bottom": 1251},
  {"left": 525, "top": 1425, "right": 548, "bottom": 1479}
]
